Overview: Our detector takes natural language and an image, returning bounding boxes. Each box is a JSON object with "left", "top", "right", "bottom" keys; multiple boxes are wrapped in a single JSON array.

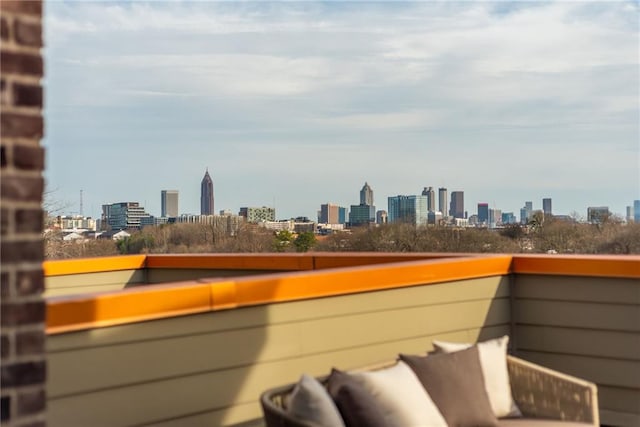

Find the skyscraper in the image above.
[
  {"left": 319, "top": 203, "right": 346, "bottom": 225},
  {"left": 450, "top": 191, "right": 464, "bottom": 218},
  {"left": 360, "top": 182, "right": 373, "bottom": 206},
  {"left": 388, "top": 195, "right": 428, "bottom": 225},
  {"left": 438, "top": 188, "right": 447, "bottom": 216},
  {"left": 478, "top": 203, "right": 489, "bottom": 225},
  {"left": 421, "top": 187, "right": 435, "bottom": 212},
  {"left": 634, "top": 200, "right": 640, "bottom": 223},
  {"left": 200, "top": 169, "right": 214, "bottom": 215},
  {"left": 161, "top": 190, "right": 179, "bottom": 217},
  {"left": 542, "top": 198, "right": 552, "bottom": 216}
]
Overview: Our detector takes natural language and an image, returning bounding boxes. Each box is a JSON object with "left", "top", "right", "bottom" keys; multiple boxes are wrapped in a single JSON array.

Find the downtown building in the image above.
[
  {"left": 239, "top": 207, "right": 276, "bottom": 223},
  {"left": 201, "top": 169, "right": 214, "bottom": 215},
  {"left": 449, "top": 191, "right": 464, "bottom": 218},
  {"left": 319, "top": 203, "right": 347, "bottom": 225},
  {"left": 101, "top": 202, "right": 151, "bottom": 231},
  {"left": 161, "top": 190, "right": 179, "bottom": 218},
  {"left": 349, "top": 182, "right": 376, "bottom": 226},
  {"left": 388, "top": 195, "right": 428, "bottom": 226}
]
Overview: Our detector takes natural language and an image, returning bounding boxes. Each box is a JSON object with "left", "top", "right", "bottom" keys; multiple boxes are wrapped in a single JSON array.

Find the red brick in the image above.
[
  {"left": 14, "top": 20, "right": 41, "bottom": 47},
  {"left": 0, "top": 176, "right": 44, "bottom": 202},
  {"left": 0, "top": 144, "right": 6, "bottom": 167},
  {"left": 0, "top": 17, "right": 9, "bottom": 41},
  {"left": 0, "top": 361, "right": 46, "bottom": 387},
  {"left": 1, "top": 301, "right": 45, "bottom": 327},
  {"left": 0, "top": 78, "right": 9, "bottom": 106},
  {"left": 16, "top": 270, "right": 43, "bottom": 296},
  {"left": 0, "top": 51, "right": 43, "bottom": 77},
  {"left": 15, "top": 209, "right": 42, "bottom": 233},
  {"left": 13, "top": 83, "right": 42, "bottom": 108},
  {"left": 1, "top": 334, "right": 9, "bottom": 359},
  {"left": 0, "top": 207, "right": 8, "bottom": 234},
  {"left": 0, "top": 1, "right": 42, "bottom": 16},
  {"left": 0, "top": 113, "right": 43, "bottom": 138},
  {"left": 0, "top": 240, "right": 43, "bottom": 265},
  {"left": 17, "top": 388, "right": 45, "bottom": 416},
  {"left": 1, "top": 396, "right": 9, "bottom": 421},
  {"left": 12, "top": 145, "right": 44, "bottom": 170},
  {"left": 16, "top": 331, "right": 44, "bottom": 356},
  {"left": 0, "top": 272, "right": 9, "bottom": 298}
]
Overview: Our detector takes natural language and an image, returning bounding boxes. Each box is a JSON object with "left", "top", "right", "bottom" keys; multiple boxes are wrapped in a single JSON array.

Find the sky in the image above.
[{"left": 43, "top": 1, "right": 639, "bottom": 221}]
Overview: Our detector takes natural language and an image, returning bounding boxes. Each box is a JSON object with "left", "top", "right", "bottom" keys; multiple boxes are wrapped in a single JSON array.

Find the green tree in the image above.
[
  {"left": 293, "top": 232, "right": 316, "bottom": 252},
  {"left": 273, "top": 230, "right": 294, "bottom": 252}
]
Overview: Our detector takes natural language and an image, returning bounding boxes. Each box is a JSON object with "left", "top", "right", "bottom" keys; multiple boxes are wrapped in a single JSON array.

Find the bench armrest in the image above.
[{"left": 507, "top": 355, "right": 599, "bottom": 425}]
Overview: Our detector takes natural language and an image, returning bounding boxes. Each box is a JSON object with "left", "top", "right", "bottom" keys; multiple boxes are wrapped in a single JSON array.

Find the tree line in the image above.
[{"left": 45, "top": 218, "right": 640, "bottom": 259}]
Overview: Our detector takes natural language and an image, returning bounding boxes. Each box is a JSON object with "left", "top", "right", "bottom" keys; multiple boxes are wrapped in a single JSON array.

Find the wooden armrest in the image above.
[{"left": 507, "top": 355, "right": 599, "bottom": 425}]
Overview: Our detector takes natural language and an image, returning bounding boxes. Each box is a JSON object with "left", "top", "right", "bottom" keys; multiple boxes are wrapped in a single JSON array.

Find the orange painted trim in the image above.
[
  {"left": 203, "top": 255, "right": 512, "bottom": 308},
  {"left": 145, "top": 254, "right": 314, "bottom": 271},
  {"left": 43, "top": 255, "right": 147, "bottom": 277},
  {"left": 512, "top": 255, "right": 640, "bottom": 279},
  {"left": 47, "top": 282, "right": 211, "bottom": 334}
]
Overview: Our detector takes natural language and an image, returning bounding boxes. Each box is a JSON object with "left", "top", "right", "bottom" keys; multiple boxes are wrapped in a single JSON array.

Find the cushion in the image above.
[
  {"left": 327, "top": 368, "right": 388, "bottom": 427},
  {"left": 433, "top": 335, "right": 522, "bottom": 418},
  {"left": 350, "top": 361, "right": 447, "bottom": 427},
  {"left": 400, "top": 346, "right": 499, "bottom": 427},
  {"left": 288, "top": 374, "right": 345, "bottom": 427}
]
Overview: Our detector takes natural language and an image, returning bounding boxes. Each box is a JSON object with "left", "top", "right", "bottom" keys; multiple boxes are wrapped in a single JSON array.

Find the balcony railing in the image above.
[{"left": 44, "top": 253, "right": 639, "bottom": 427}]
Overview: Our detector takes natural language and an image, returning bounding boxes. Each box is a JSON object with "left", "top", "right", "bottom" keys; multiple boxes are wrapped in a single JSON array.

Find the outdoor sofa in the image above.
[{"left": 260, "top": 337, "right": 599, "bottom": 427}]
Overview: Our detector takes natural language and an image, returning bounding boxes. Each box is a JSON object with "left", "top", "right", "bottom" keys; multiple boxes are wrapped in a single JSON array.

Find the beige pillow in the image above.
[
  {"left": 433, "top": 335, "right": 522, "bottom": 418},
  {"left": 350, "top": 361, "right": 447, "bottom": 427}
]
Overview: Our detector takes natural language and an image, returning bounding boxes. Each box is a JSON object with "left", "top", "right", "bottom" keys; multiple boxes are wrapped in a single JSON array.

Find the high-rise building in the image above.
[
  {"left": 542, "top": 198, "right": 552, "bottom": 216},
  {"left": 449, "top": 191, "right": 464, "bottom": 218},
  {"left": 634, "top": 200, "right": 640, "bottom": 223},
  {"left": 477, "top": 203, "right": 489, "bottom": 225},
  {"left": 521, "top": 201, "right": 533, "bottom": 224},
  {"left": 319, "top": 203, "right": 346, "bottom": 225},
  {"left": 200, "top": 169, "right": 214, "bottom": 215},
  {"left": 360, "top": 182, "right": 374, "bottom": 206},
  {"left": 388, "top": 195, "right": 428, "bottom": 225},
  {"left": 239, "top": 207, "right": 276, "bottom": 223},
  {"left": 161, "top": 190, "right": 179, "bottom": 217},
  {"left": 438, "top": 188, "right": 447, "bottom": 216},
  {"left": 101, "top": 202, "right": 150, "bottom": 231},
  {"left": 587, "top": 206, "right": 610, "bottom": 224},
  {"left": 351, "top": 182, "right": 375, "bottom": 226},
  {"left": 376, "top": 210, "right": 388, "bottom": 224},
  {"left": 421, "top": 187, "right": 435, "bottom": 212}
]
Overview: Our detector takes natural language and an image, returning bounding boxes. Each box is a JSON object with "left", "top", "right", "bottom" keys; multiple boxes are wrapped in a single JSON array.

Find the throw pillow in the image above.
[
  {"left": 433, "top": 335, "right": 522, "bottom": 418},
  {"left": 327, "top": 368, "right": 389, "bottom": 427},
  {"left": 288, "top": 374, "right": 346, "bottom": 427},
  {"left": 400, "top": 346, "right": 499, "bottom": 427},
  {"left": 350, "top": 361, "right": 447, "bottom": 427}
]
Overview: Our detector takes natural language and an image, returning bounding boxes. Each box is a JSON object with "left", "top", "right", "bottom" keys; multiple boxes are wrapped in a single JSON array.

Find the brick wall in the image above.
[{"left": 1, "top": 1, "right": 46, "bottom": 426}]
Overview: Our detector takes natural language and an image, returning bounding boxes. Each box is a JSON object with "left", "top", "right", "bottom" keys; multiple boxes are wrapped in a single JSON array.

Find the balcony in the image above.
[{"left": 44, "top": 253, "right": 639, "bottom": 427}]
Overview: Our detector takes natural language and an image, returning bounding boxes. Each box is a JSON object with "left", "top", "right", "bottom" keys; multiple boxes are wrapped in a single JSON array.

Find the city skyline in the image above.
[{"left": 43, "top": 1, "right": 639, "bottom": 220}]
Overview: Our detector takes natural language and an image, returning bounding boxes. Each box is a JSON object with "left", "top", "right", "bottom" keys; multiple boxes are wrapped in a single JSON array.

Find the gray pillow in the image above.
[
  {"left": 288, "top": 374, "right": 346, "bottom": 427},
  {"left": 327, "top": 368, "right": 390, "bottom": 427},
  {"left": 400, "top": 346, "right": 499, "bottom": 427}
]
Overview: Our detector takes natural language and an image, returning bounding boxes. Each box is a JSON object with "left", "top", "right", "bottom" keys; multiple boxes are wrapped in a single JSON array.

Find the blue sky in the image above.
[{"left": 44, "top": 1, "right": 639, "bottom": 220}]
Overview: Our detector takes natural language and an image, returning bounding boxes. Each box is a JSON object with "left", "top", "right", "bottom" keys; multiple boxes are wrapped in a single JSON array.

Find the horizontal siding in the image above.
[
  {"left": 146, "top": 268, "right": 280, "bottom": 284},
  {"left": 48, "top": 276, "right": 509, "bottom": 427},
  {"left": 44, "top": 270, "right": 145, "bottom": 297},
  {"left": 514, "top": 274, "right": 640, "bottom": 427}
]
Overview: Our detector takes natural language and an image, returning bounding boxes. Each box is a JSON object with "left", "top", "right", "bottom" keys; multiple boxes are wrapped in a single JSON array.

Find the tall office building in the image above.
[
  {"left": 634, "top": 200, "right": 640, "bottom": 223},
  {"left": 319, "top": 203, "right": 346, "bottom": 225},
  {"left": 360, "top": 182, "right": 374, "bottom": 206},
  {"left": 239, "top": 207, "right": 276, "bottom": 223},
  {"left": 438, "top": 188, "right": 447, "bottom": 216},
  {"left": 542, "top": 198, "right": 552, "bottom": 216},
  {"left": 421, "top": 187, "right": 435, "bottom": 211},
  {"left": 101, "top": 202, "right": 150, "bottom": 231},
  {"left": 449, "top": 191, "right": 464, "bottom": 218},
  {"left": 477, "top": 203, "right": 489, "bottom": 225},
  {"left": 200, "top": 169, "right": 214, "bottom": 215},
  {"left": 161, "top": 190, "right": 179, "bottom": 217},
  {"left": 520, "top": 201, "right": 533, "bottom": 224},
  {"left": 388, "top": 195, "right": 428, "bottom": 225}
]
